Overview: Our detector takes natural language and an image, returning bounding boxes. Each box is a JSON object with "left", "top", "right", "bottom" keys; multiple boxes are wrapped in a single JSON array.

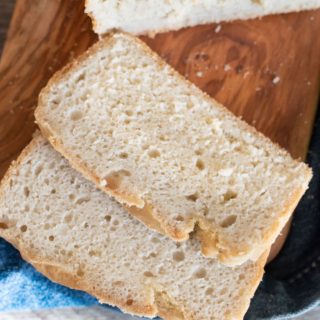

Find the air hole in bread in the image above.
[
  {"left": 70, "top": 110, "right": 83, "bottom": 121},
  {"left": 239, "top": 273, "right": 245, "bottom": 280},
  {"left": 196, "top": 159, "right": 205, "bottom": 170},
  {"left": 51, "top": 189, "right": 56, "bottom": 194},
  {"left": 75, "top": 73, "right": 85, "bottom": 82},
  {"left": 68, "top": 194, "right": 75, "bottom": 201},
  {"left": 195, "top": 149, "right": 203, "bottom": 156},
  {"left": 77, "top": 269, "right": 85, "bottom": 277},
  {"left": 20, "top": 225, "right": 27, "bottom": 232},
  {"left": 113, "top": 220, "right": 119, "bottom": 226},
  {"left": 84, "top": 222, "right": 89, "bottom": 229},
  {"left": 173, "top": 251, "right": 185, "bottom": 262},
  {"left": 143, "top": 271, "right": 155, "bottom": 277},
  {"left": 50, "top": 98, "right": 61, "bottom": 107},
  {"left": 119, "top": 152, "right": 128, "bottom": 159},
  {"left": 126, "top": 299, "right": 133, "bottom": 306},
  {"left": 224, "top": 310, "right": 232, "bottom": 317},
  {"left": 193, "top": 268, "right": 207, "bottom": 279},
  {"left": 0, "top": 222, "right": 9, "bottom": 229},
  {"left": 89, "top": 250, "right": 101, "bottom": 257},
  {"left": 148, "top": 149, "right": 161, "bottom": 158},
  {"left": 223, "top": 190, "right": 237, "bottom": 202},
  {"left": 124, "top": 119, "right": 131, "bottom": 125},
  {"left": 205, "top": 288, "right": 214, "bottom": 296},
  {"left": 23, "top": 187, "right": 30, "bottom": 198},
  {"left": 220, "top": 288, "right": 227, "bottom": 295},
  {"left": 48, "top": 235, "right": 55, "bottom": 241},
  {"left": 185, "top": 192, "right": 199, "bottom": 202},
  {"left": 151, "top": 236, "right": 160, "bottom": 243},
  {"left": 48, "top": 162, "right": 55, "bottom": 169},
  {"left": 158, "top": 266, "right": 166, "bottom": 275},
  {"left": 105, "top": 215, "right": 111, "bottom": 222},
  {"left": 64, "top": 215, "right": 72, "bottom": 223},
  {"left": 174, "top": 215, "right": 184, "bottom": 222},
  {"left": 220, "top": 215, "right": 237, "bottom": 228},
  {"left": 35, "top": 165, "right": 43, "bottom": 176},
  {"left": 205, "top": 117, "right": 213, "bottom": 125},
  {"left": 76, "top": 196, "right": 90, "bottom": 205},
  {"left": 149, "top": 252, "right": 157, "bottom": 258},
  {"left": 125, "top": 110, "right": 133, "bottom": 116}
]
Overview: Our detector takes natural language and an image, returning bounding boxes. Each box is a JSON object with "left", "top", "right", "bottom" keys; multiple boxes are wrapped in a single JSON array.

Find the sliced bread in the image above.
[
  {"left": 0, "top": 134, "right": 267, "bottom": 320},
  {"left": 85, "top": 0, "right": 320, "bottom": 36},
  {"left": 35, "top": 32, "right": 312, "bottom": 265}
]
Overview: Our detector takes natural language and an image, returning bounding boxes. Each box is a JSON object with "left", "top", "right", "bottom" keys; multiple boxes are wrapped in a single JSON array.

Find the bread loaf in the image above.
[
  {"left": 35, "top": 32, "right": 312, "bottom": 265},
  {"left": 85, "top": 0, "right": 320, "bottom": 35},
  {"left": 0, "top": 134, "right": 267, "bottom": 320}
]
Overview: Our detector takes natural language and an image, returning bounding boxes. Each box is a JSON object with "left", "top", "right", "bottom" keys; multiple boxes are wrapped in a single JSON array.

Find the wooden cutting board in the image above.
[{"left": 0, "top": 0, "right": 319, "bottom": 259}]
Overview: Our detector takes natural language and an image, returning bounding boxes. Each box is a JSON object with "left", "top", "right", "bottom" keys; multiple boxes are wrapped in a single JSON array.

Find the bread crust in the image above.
[{"left": 35, "top": 32, "right": 312, "bottom": 265}]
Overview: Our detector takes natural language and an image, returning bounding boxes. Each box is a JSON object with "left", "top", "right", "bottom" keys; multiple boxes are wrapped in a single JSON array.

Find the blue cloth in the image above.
[
  {"left": 1, "top": 109, "right": 320, "bottom": 318},
  {"left": 0, "top": 239, "right": 97, "bottom": 312}
]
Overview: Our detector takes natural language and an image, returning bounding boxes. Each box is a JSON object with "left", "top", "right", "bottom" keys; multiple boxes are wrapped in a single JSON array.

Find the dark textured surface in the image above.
[
  {"left": 246, "top": 107, "right": 320, "bottom": 320},
  {"left": 0, "top": 0, "right": 15, "bottom": 55}
]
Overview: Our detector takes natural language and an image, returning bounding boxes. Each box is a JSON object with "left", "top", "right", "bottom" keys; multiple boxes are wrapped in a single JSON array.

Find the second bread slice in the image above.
[
  {"left": 35, "top": 32, "right": 311, "bottom": 265},
  {"left": 0, "top": 134, "right": 267, "bottom": 320}
]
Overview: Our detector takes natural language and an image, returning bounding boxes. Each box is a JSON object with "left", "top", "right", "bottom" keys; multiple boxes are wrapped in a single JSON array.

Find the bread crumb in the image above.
[
  {"left": 215, "top": 25, "right": 222, "bottom": 33},
  {"left": 224, "top": 64, "right": 232, "bottom": 72},
  {"left": 272, "top": 76, "right": 280, "bottom": 84},
  {"left": 100, "top": 180, "right": 107, "bottom": 187},
  {"left": 196, "top": 71, "right": 203, "bottom": 78},
  {"left": 243, "top": 71, "right": 250, "bottom": 79}
]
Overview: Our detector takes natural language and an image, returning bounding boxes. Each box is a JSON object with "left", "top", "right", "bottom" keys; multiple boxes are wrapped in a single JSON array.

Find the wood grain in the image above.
[
  {"left": 0, "top": 0, "right": 15, "bottom": 54},
  {"left": 0, "top": 0, "right": 97, "bottom": 178}
]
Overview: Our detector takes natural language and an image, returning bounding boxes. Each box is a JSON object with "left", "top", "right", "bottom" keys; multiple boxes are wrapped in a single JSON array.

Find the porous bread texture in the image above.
[
  {"left": 35, "top": 32, "right": 312, "bottom": 265},
  {"left": 85, "top": 0, "right": 320, "bottom": 36},
  {"left": 0, "top": 134, "right": 267, "bottom": 320}
]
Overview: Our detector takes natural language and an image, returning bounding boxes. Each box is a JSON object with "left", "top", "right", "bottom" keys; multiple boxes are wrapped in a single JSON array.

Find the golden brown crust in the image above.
[{"left": 34, "top": 32, "right": 312, "bottom": 265}]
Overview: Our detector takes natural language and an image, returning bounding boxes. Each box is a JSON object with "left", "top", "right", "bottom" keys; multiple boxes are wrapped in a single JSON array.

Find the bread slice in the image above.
[
  {"left": 0, "top": 134, "right": 267, "bottom": 320},
  {"left": 85, "top": 0, "right": 320, "bottom": 36},
  {"left": 35, "top": 32, "right": 312, "bottom": 265}
]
